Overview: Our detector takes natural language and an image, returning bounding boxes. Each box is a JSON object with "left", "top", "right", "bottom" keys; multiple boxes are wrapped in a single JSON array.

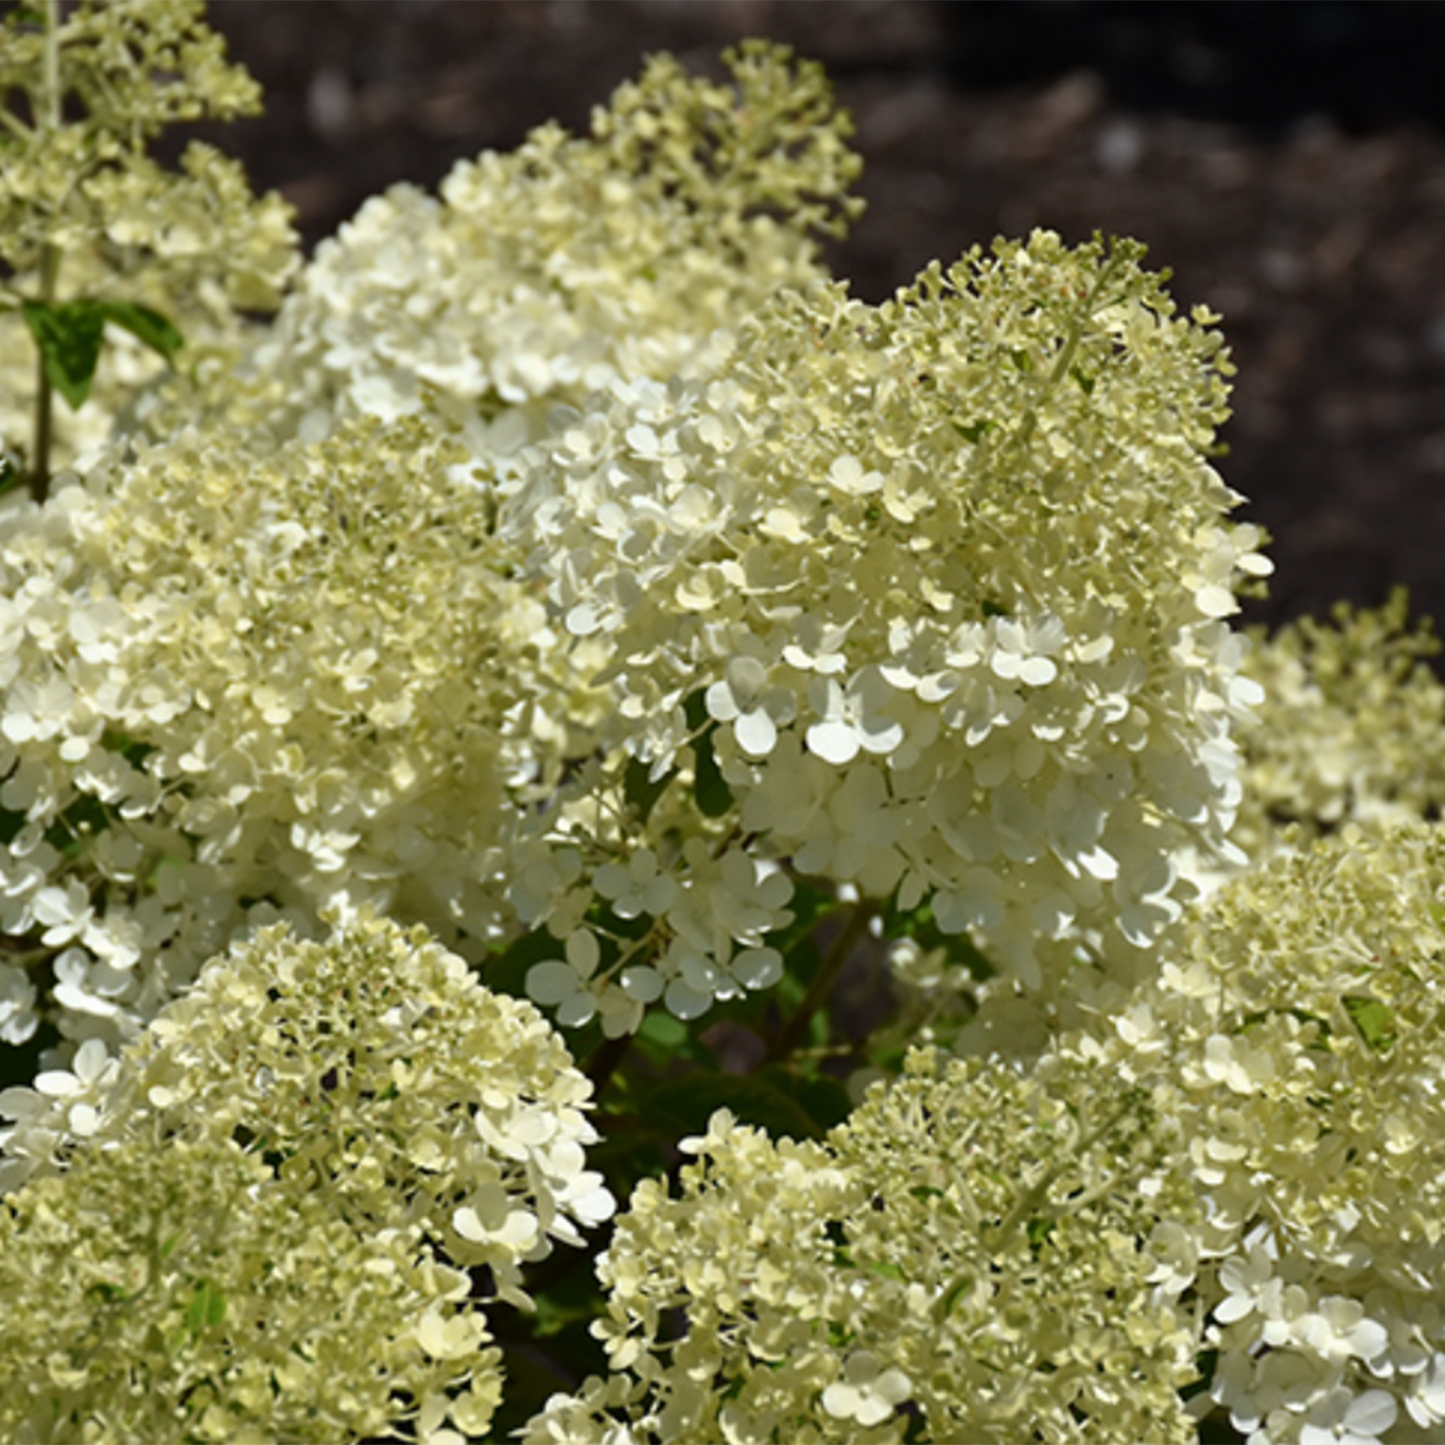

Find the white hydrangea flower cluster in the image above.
[
  {"left": 0, "top": 0, "right": 299, "bottom": 477},
  {"left": 0, "top": 1135, "right": 495, "bottom": 1445},
  {"left": 1071, "top": 821, "right": 1445, "bottom": 1444},
  {"left": 1233, "top": 589, "right": 1445, "bottom": 857},
  {"left": 243, "top": 41, "right": 861, "bottom": 453},
  {"left": 523, "top": 1049, "right": 1198, "bottom": 1444},
  {"left": 0, "top": 914, "right": 611, "bottom": 1443},
  {"left": 0, "top": 0, "right": 292, "bottom": 292},
  {"left": 0, "top": 412, "right": 587, "bottom": 1060},
  {"left": 505, "top": 232, "right": 1270, "bottom": 1001}
]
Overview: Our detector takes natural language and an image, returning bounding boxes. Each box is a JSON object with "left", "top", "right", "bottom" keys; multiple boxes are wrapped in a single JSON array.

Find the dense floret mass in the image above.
[
  {"left": 1233, "top": 590, "right": 1445, "bottom": 855},
  {"left": 0, "top": 914, "right": 611, "bottom": 1441},
  {"left": 1073, "top": 821, "right": 1445, "bottom": 1443},
  {"left": 0, "top": 413, "right": 588, "bottom": 1057},
  {"left": 0, "top": 0, "right": 272, "bottom": 270},
  {"left": 524, "top": 1049, "right": 1198, "bottom": 1444},
  {"left": 504, "top": 231, "right": 1269, "bottom": 1014},
  {"left": 243, "top": 40, "right": 861, "bottom": 453},
  {"left": 0, "top": 1135, "right": 495, "bottom": 1444}
]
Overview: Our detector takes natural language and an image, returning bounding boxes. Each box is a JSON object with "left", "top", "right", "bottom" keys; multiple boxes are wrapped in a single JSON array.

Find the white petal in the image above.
[
  {"left": 735, "top": 708, "right": 777, "bottom": 757},
  {"left": 807, "top": 720, "right": 859, "bottom": 765}
]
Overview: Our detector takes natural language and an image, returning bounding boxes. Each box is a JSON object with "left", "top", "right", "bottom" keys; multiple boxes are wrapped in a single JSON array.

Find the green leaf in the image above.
[
  {"left": 683, "top": 691, "right": 734, "bottom": 819},
  {"left": 637, "top": 1068, "right": 828, "bottom": 1142},
  {"left": 951, "top": 419, "right": 996, "bottom": 444},
  {"left": 23, "top": 301, "right": 106, "bottom": 409},
  {"left": 95, "top": 300, "right": 184, "bottom": 363},
  {"left": 21, "top": 299, "right": 184, "bottom": 412},
  {"left": 183, "top": 1279, "right": 226, "bottom": 1342},
  {"left": 758, "top": 1064, "right": 852, "bottom": 1135},
  {"left": 623, "top": 755, "right": 674, "bottom": 826},
  {"left": 636, "top": 1009, "right": 688, "bottom": 1052},
  {"left": 1342, "top": 995, "right": 1397, "bottom": 1053},
  {"left": 1026, "top": 1215, "right": 1057, "bottom": 1251}
]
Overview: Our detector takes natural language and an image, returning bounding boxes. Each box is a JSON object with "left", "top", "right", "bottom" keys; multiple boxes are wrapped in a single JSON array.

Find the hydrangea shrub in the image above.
[{"left": 2, "top": 5, "right": 1443, "bottom": 1443}]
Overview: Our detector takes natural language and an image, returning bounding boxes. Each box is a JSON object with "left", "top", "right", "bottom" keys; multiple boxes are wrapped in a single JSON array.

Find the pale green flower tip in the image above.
[
  {"left": 1074, "top": 819, "right": 1445, "bottom": 1438},
  {"left": 537, "top": 1047, "right": 1196, "bottom": 1443},
  {"left": 250, "top": 38, "right": 860, "bottom": 448},
  {"left": 1235, "top": 589, "right": 1445, "bottom": 859}
]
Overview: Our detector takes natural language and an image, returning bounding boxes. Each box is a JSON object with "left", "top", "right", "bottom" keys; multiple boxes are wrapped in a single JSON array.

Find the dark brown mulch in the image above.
[{"left": 196, "top": 0, "right": 1445, "bottom": 637}]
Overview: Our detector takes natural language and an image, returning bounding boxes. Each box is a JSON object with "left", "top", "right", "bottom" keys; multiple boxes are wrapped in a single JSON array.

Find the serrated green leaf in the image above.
[
  {"left": 21, "top": 300, "right": 183, "bottom": 412},
  {"left": 23, "top": 300, "right": 106, "bottom": 409}
]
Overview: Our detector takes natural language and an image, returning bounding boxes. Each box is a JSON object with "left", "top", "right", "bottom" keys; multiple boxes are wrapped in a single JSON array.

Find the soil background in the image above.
[{"left": 197, "top": 0, "right": 1445, "bottom": 639}]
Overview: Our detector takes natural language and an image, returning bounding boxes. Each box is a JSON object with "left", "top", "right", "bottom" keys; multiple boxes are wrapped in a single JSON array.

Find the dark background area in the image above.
[{"left": 197, "top": 0, "right": 1445, "bottom": 635}]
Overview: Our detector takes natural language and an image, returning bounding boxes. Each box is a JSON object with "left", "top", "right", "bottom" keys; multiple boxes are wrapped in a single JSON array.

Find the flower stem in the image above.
[
  {"left": 29, "top": 0, "right": 63, "bottom": 502},
  {"left": 767, "top": 902, "right": 872, "bottom": 1063}
]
